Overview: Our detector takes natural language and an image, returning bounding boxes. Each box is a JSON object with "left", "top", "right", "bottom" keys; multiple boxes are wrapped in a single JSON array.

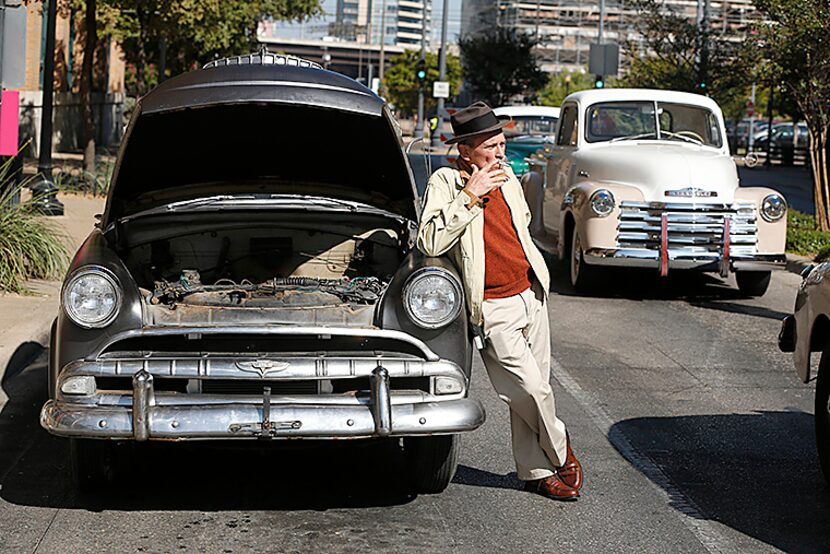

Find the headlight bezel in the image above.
[
  {"left": 589, "top": 189, "right": 615, "bottom": 217},
  {"left": 760, "top": 193, "right": 787, "bottom": 223},
  {"left": 62, "top": 266, "right": 122, "bottom": 329},
  {"left": 403, "top": 267, "right": 464, "bottom": 330}
]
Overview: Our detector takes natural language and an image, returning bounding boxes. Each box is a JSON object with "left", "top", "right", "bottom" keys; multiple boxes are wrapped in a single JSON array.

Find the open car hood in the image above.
[{"left": 103, "top": 65, "right": 418, "bottom": 225}]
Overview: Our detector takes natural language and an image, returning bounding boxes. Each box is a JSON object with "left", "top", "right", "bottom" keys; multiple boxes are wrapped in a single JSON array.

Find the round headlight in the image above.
[
  {"left": 63, "top": 267, "right": 121, "bottom": 328},
  {"left": 761, "top": 194, "right": 787, "bottom": 222},
  {"left": 403, "top": 268, "right": 463, "bottom": 329},
  {"left": 590, "top": 189, "right": 615, "bottom": 217}
]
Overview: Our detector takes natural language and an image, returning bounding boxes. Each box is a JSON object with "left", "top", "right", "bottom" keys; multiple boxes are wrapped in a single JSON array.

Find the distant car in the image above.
[
  {"left": 40, "top": 51, "right": 485, "bottom": 492},
  {"left": 751, "top": 122, "right": 809, "bottom": 165},
  {"left": 726, "top": 118, "right": 768, "bottom": 152},
  {"left": 522, "top": 88, "right": 787, "bottom": 295},
  {"left": 493, "top": 106, "right": 560, "bottom": 175},
  {"left": 779, "top": 264, "right": 830, "bottom": 485}
]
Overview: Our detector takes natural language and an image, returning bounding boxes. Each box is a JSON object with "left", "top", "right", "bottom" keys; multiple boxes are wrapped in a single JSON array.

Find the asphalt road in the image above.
[{"left": 1, "top": 264, "right": 828, "bottom": 553}]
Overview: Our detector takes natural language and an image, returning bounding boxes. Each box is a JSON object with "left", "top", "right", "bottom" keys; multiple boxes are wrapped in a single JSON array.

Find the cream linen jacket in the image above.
[{"left": 417, "top": 166, "right": 551, "bottom": 325}]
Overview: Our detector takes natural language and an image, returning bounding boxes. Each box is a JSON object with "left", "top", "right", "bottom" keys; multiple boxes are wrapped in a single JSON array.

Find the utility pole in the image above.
[
  {"left": 598, "top": 0, "right": 605, "bottom": 44},
  {"left": 415, "top": 1, "right": 427, "bottom": 136},
  {"left": 696, "top": 0, "right": 711, "bottom": 91},
  {"left": 31, "top": 0, "right": 63, "bottom": 216},
  {"left": 434, "top": 0, "right": 449, "bottom": 145},
  {"left": 379, "top": 0, "right": 387, "bottom": 96}
]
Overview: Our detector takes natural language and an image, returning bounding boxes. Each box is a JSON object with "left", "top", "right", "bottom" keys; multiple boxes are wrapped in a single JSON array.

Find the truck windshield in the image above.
[{"left": 585, "top": 101, "right": 723, "bottom": 148}]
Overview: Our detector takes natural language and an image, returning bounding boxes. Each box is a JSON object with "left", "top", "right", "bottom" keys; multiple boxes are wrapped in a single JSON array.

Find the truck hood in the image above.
[{"left": 575, "top": 143, "right": 739, "bottom": 202}]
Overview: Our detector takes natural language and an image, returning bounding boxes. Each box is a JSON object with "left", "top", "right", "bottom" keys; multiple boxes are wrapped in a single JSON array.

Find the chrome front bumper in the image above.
[
  {"left": 41, "top": 358, "right": 485, "bottom": 440},
  {"left": 584, "top": 248, "right": 786, "bottom": 273}
]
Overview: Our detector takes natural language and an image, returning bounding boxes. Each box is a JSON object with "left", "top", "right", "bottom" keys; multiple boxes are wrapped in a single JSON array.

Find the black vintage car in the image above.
[{"left": 40, "top": 51, "right": 484, "bottom": 492}]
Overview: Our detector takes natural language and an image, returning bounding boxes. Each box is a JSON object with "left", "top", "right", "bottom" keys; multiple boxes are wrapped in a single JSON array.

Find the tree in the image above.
[
  {"left": 459, "top": 29, "right": 548, "bottom": 107},
  {"left": 538, "top": 70, "right": 597, "bottom": 107},
  {"left": 620, "top": 0, "right": 750, "bottom": 110},
  {"left": 79, "top": 0, "right": 97, "bottom": 176},
  {"left": 99, "top": 0, "right": 323, "bottom": 95},
  {"left": 384, "top": 50, "right": 462, "bottom": 117},
  {"left": 752, "top": 0, "right": 830, "bottom": 230}
]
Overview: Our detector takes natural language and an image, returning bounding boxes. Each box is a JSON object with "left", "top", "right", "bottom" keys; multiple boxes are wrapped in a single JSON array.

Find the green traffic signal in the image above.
[
  {"left": 594, "top": 76, "right": 605, "bottom": 89},
  {"left": 417, "top": 69, "right": 426, "bottom": 79}
]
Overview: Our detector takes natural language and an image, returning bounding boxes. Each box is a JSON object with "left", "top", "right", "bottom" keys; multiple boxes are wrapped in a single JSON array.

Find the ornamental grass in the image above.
[{"left": 0, "top": 158, "right": 70, "bottom": 293}]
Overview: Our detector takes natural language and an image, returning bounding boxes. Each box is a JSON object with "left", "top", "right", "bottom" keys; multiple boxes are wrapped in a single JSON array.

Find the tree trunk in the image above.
[
  {"left": 135, "top": 1, "right": 149, "bottom": 96},
  {"left": 811, "top": 127, "right": 830, "bottom": 231},
  {"left": 80, "top": 0, "right": 97, "bottom": 178}
]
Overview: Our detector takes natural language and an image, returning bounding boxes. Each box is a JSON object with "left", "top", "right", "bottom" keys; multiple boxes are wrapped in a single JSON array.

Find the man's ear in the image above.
[{"left": 457, "top": 143, "right": 471, "bottom": 161}]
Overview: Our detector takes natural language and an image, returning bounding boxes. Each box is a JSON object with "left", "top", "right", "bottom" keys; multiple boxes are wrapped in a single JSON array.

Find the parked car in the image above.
[
  {"left": 40, "top": 51, "right": 485, "bottom": 492},
  {"left": 751, "top": 122, "right": 809, "bottom": 166},
  {"left": 779, "top": 264, "right": 830, "bottom": 484},
  {"left": 522, "top": 88, "right": 787, "bottom": 295},
  {"left": 725, "top": 118, "right": 768, "bottom": 153},
  {"left": 493, "top": 106, "right": 560, "bottom": 175}
]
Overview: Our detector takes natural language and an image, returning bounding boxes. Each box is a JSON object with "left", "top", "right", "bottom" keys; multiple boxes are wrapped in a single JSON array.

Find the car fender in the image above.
[
  {"left": 733, "top": 186, "right": 787, "bottom": 253},
  {"left": 377, "top": 251, "right": 473, "bottom": 382},
  {"left": 558, "top": 182, "right": 645, "bottom": 258}
]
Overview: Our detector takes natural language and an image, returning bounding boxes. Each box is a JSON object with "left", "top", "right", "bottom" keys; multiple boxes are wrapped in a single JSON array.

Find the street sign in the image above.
[
  {"left": 746, "top": 100, "right": 755, "bottom": 117},
  {"left": 0, "top": 3, "right": 27, "bottom": 89},
  {"left": 433, "top": 81, "right": 450, "bottom": 99},
  {"left": 589, "top": 43, "right": 619, "bottom": 77}
]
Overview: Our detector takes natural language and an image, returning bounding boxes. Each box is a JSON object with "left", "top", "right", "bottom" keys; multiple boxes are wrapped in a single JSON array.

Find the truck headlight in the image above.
[
  {"left": 590, "top": 189, "right": 615, "bottom": 217},
  {"left": 61, "top": 376, "right": 96, "bottom": 396},
  {"left": 403, "top": 268, "right": 463, "bottom": 329},
  {"left": 760, "top": 194, "right": 787, "bottom": 222},
  {"left": 63, "top": 267, "right": 121, "bottom": 328}
]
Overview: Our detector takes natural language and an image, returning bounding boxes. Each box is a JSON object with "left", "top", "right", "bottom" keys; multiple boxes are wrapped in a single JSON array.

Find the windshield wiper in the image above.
[
  {"left": 660, "top": 131, "right": 704, "bottom": 145},
  {"left": 609, "top": 132, "right": 658, "bottom": 143}
]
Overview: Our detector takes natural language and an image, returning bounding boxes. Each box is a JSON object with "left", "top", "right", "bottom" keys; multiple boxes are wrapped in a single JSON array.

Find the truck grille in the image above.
[{"left": 617, "top": 202, "right": 757, "bottom": 254}]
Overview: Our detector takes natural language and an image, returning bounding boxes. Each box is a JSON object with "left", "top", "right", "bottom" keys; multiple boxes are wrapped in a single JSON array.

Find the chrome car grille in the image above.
[{"left": 617, "top": 202, "right": 757, "bottom": 254}]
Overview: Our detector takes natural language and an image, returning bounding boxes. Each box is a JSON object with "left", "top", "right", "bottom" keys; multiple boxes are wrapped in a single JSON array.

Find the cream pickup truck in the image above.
[{"left": 522, "top": 88, "right": 787, "bottom": 295}]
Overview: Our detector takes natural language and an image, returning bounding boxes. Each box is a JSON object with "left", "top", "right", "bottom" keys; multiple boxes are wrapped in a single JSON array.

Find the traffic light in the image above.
[
  {"left": 594, "top": 75, "right": 605, "bottom": 89},
  {"left": 416, "top": 59, "right": 427, "bottom": 83}
]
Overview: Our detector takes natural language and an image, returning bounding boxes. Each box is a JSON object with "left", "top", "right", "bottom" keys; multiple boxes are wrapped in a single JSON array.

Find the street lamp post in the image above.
[
  {"left": 434, "top": 0, "right": 449, "bottom": 146},
  {"left": 31, "top": 0, "right": 64, "bottom": 216}
]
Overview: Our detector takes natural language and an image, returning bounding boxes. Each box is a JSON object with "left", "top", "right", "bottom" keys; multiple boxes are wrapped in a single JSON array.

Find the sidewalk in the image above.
[{"left": 0, "top": 193, "right": 105, "bottom": 405}]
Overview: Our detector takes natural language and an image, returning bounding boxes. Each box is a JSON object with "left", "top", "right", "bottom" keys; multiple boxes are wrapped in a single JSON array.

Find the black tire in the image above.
[
  {"left": 70, "top": 438, "right": 117, "bottom": 492},
  {"left": 735, "top": 271, "right": 771, "bottom": 297},
  {"left": 569, "top": 228, "right": 600, "bottom": 293},
  {"left": 817, "top": 350, "right": 830, "bottom": 486},
  {"left": 403, "top": 434, "right": 460, "bottom": 494}
]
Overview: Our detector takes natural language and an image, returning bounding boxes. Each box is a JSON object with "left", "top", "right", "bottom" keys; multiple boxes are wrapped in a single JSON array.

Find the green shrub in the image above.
[
  {"left": 0, "top": 161, "right": 71, "bottom": 293},
  {"left": 786, "top": 209, "right": 830, "bottom": 258}
]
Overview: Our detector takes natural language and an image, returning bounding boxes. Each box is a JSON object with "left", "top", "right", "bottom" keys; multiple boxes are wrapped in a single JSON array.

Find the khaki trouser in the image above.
[{"left": 480, "top": 281, "right": 568, "bottom": 481}]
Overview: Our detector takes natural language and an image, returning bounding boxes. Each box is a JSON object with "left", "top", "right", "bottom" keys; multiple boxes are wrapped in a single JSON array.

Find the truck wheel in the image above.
[
  {"left": 735, "top": 271, "right": 771, "bottom": 297},
  {"left": 570, "top": 229, "right": 599, "bottom": 293},
  {"left": 817, "top": 350, "right": 830, "bottom": 486},
  {"left": 70, "top": 438, "right": 117, "bottom": 492},
  {"left": 403, "top": 434, "right": 460, "bottom": 494}
]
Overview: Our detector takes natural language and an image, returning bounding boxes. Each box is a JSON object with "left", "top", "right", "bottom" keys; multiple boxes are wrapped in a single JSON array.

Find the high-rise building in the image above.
[
  {"left": 332, "top": 0, "right": 432, "bottom": 47},
  {"left": 460, "top": 0, "right": 758, "bottom": 73}
]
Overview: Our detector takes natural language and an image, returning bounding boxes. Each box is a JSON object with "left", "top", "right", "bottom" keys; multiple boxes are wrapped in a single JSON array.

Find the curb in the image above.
[{"left": 785, "top": 253, "right": 815, "bottom": 276}]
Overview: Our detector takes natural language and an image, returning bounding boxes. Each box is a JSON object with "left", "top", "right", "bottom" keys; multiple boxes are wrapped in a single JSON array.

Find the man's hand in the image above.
[{"left": 463, "top": 159, "right": 509, "bottom": 200}]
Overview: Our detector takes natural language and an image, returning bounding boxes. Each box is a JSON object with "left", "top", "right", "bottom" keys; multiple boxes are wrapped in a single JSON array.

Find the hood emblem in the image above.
[
  {"left": 665, "top": 187, "right": 717, "bottom": 198},
  {"left": 236, "top": 359, "right": 290, "bottom": 378}
]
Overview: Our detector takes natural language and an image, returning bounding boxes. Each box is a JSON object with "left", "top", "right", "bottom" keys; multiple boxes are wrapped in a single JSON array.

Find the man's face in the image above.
[{"left": 458, "top": 131, "right": 506, "bottom": 169}]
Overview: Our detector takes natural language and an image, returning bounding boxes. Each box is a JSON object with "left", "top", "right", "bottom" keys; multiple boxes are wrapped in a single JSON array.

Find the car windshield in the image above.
[
  {"left": 504, "top": 116, "right": 558, "bottom": 137},
  {"left": 586, "top": 101, "right": 722, "bottom": 147}
]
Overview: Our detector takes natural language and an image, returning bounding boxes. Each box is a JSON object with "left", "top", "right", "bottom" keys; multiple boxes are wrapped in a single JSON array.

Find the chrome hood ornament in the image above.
[{"left": 235, "top": 359, "right": 290, "bottom": 378}]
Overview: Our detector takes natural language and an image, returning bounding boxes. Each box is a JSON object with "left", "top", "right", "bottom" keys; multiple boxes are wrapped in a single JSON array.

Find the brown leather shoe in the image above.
[
  {"left": 558, "top": 436, "right": 583, "bottom": 491},
  {"left": 523, "top": 474, "right": 579, "bottom": 501}
]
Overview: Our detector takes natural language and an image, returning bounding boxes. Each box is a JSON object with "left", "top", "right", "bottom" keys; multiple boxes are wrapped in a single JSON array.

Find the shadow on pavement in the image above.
[
  {"left": 0, "top": 349, "right": 416, "bottom": 512},
  {"left": 548, "top": 255, "right": 747, "bottom": 302},
  {"left": 452, "top": 465, "right": 520, "bottom": 491},
  {"left": 611, "top": 411, "right": 830, "bottom": 553}
]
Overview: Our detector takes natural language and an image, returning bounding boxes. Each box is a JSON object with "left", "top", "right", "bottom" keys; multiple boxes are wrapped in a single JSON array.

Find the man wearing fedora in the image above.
[{"left": 417, "top": 102, "right": 583, "bottom": 501}]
